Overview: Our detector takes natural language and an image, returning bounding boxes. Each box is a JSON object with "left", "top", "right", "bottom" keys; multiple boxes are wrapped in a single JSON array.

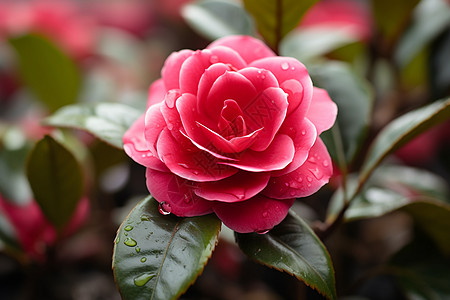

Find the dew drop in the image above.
[
  {"left": 322, "top": 160, "right": 329, "bottom": 167},
  {"left": 141, "top": 154, "right": 146, "bottom": 158},
  {"left": 289, "top": 190, "right": 297, "bottom": 196},
  {"left": 159, "top": 202, "right": 172, "bottom": 215},
  {"left": 310, "top": 167, "right": 323, "bottom": 180},
  {"left": 284, "top": 182, "right": 289, "bottom": 187},
  {"left": 178, "top": 163, "right": 190, "bottom": 169},
  {"left": 308, "top": 156, "right": 316, "bottom": 163},
  {"left": 167, "top": 123, "right": 174, "bottom": 131},
  {"left": 281, "top": 62, "right": 289, "bottom": 70},
  {"left": 297, "top": 176, "right": 303, "bottom": 183},
  {"left": 134, "top": 273, "right": 155, "bottom": 287},
  {"left": 210, "top": 55, "right": 219, "bottom": 64},
  {"left": 146, "top": 153, "right": 153, "bottom": 157},
  {"left": 192, "top": 170, "right": 199, "bottom": 175},
  {"left": 301, "top": 129, "right": 306, "bottom": 135},
  {"left": 124, "top": 225, "right": 133, "bottom": 232},
  {"left": 183, "top": 194, "right": 191, "bottom": 203},
  {"left": 135, "top": 246, "right": 140, "bottom": 253},
  {"left": 306, "top": 176, "right": 313, "bottom": 182},
  {"left": 291, "top": 66, "right": 295, "bottom": 71},
  {"left": 114, "top": 237, "right": 120, "bottom": 244},
  {"left": 140, "top": 214, "right": 150, "bottom": 221},
  {"left": 141, "top": 257, "right": 147, "bottom": 263},
  {"left": 256, "top": 229, "right": 270, "bottom": 234},
  {"left": 262, "top": 211, "right": 269, "bottom": 218},
  {"left": 124, "top": 237, "right": 137, "bottom": 247},
  {"left": 257, "top": 70, "right": 266, "bottom": 80}
]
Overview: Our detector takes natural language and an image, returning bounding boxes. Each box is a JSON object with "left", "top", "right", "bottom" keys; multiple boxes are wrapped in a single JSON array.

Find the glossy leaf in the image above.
[
  {"left": 243, "top": 0, "right": 318, "bottom": 50},
  {"left": 182, "top": 0, "right": 255, "bottom": 41},
  {"left": 235, "top": 211, "right": 337, "bottom": 300},
  {"left": 310, "top": 61, "right": 373, "bottom": 165},
  {"left": 371, "top": 0, "right": 420, "bottom": 42},
  {"left": 281, "top": 27, "right": 359, "bottom": 62},
  {"left": 359, "top": 98, "right": 450, "bottom": 184},
  {"left": 44, "top": 102, "right": 142, "bottom": 148},
  {"left": 395, "top": 0, "right": 450, "bottom": 68},
  {"left": 26, "top": 135, "right": 83, "bottom": 230},
  {"left": 9, "top": 34, "right": 81, "bottom": 112},
  {"left": 112, "top": 196, "right": 221, "bottom": 300}
]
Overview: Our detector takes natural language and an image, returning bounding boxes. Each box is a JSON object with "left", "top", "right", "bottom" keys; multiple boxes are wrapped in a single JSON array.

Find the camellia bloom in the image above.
[{"left": 124, "top": 35, "right": 337, "bottom": 233}]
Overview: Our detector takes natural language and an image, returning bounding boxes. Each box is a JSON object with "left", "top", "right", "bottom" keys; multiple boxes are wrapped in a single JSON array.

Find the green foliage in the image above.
[
  {"left": 310, "top": 62, "right": 373, "bottom": 168},
  {"left": 26, "top": 135, "right": 83, "bottom": 231},
  {"left": 9, "top": 34, "right": 81, "bottom": 112},
  {"left": 243, "top": 0, "right": 318, "bottom": 50},
  {"left": 182, "top": 0, "right": 255, "bottom": 41},
  {"left": 112, "top": 196, "right": 221, "bottom": 300},
  {"left": 44, "top": 102, "right": 142, "bottom": 148},
  {"left": 236, "top": 211, "right": 337, "bottom": 300}
]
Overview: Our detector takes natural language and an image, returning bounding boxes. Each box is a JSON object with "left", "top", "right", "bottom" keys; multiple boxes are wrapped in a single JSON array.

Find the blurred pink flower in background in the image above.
[
  {"left": 0, "top": 195, "right": 89, "bottom": 262},
  {"left": 300, "top": 0, "right": 373, "bottom": 42}
]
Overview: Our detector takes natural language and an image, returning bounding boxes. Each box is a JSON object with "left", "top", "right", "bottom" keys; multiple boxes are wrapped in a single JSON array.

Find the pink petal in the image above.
[
  {"left": 272, "top": 117, "right": 317, "bottom": 177},
  {"left": 212, "top": 195, "right": 295, "bottom": 233},
  {"left": 147, "top": 79, "right": 167, "bottom": 107},
  {"left": 262, "top": 138, "right": 333, "bottom": 199},
  {"left": 221, "top": 134, "right": 295, "bottom": 172},
  {"left": 208, "top": 35, "right": 276, "bottom": 64},
  {"left": 146, "top": 169, "right": 213, "bottom": 217},
  {"left": 205, "top": 71, "right": 256, "bottom": 121},
  {"left": 250, "top": 57, "right": 313, "bottom": 116},
  {"left": 161, "top": 49, "right": 193, "bottom": 90},
  {"left": 144, "top": 103, "right": 166, "bottom": 154},
  {"left": 242, "top": 87, "right": 288, "bottom": 151},
  {"left": 179, "top": 47, "right": 246, "bottom": 95},
  {"left": 195, "top": 171, "right": 271, "bottom": 202},
  {"left": 307, "top": 87, "right": 338, "bottom": 134},
  {"left": 238, "top": 67, "right": 279, "bottom": 91},
  {"left": 197, "top": 63, "right": 230, "bottom": 115},
  {"left": 123, "top": 114, "right": 168, "bottom": 171},
  {"left": 156, "top": 127, "right": 238, "bottom": 182}
]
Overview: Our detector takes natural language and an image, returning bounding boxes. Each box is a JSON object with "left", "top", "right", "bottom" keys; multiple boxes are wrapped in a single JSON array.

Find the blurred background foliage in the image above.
[{"left": 0, "top": 0, "right": 449, "bottom": 299}]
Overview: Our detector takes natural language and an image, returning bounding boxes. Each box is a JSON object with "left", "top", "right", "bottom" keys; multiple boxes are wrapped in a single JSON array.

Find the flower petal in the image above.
[
  {"left": 123, "top": 114, "right": 168, "bottom": 171},
  {"left": 262, "top": 138, "right": 333, "bottom": 199},
  {"left": 238, "top": 67, "right": 279, "bottom": 91},
  {"left": 307, "top": 87, "right": 338, "bottom": 134},
  {"left": 208, "top": 35, "right": 275, "bottom": 64},
  {"left": 144, "top": 103, "right": 166, "bottom": 154},
  {"left": 179, "top": 47, "right": 246, "bottom": 95},
  {"left": 221, "top": 134, "right": 295, "bottom": 172},
  {"left": 146, "top": 169, "right": 213, "bottom": 216},
  {"left": 147, "top": 79, "right": 166, "bottom": 107},
  {"left": 195, "top": 171, "right": 270, "bottom": 202},
  {"left": 250, "top": 57, "right": 313, "bottom": 116},
  {"left": 157, "top": 127, "right": 238, "bottom": 182},
  {"left": 161, "top": 49, "right": 193, "bottom": 90},
  {"left": 213, "top": 195, "right": 295, "bottom": 233}
]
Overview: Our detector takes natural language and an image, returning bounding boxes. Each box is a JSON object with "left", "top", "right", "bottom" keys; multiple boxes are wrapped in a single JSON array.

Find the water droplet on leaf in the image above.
[
  {"left": 140, "top": 215, "right": 150, "bottom": 221},
  {"left": 135, "top": 246, "right": 140, "bottom": 253},
  {"left": 141, "top": 257, "right": 147, "bottom": 263},
  {"left": 134, "top": 273, "right": 155, "bottom": 287},
  {"left": 124, "top": 237, "right": 137, "bottom": 247},
  {"left": 124, "top": 225, "right": 133, "bottom": 232}
]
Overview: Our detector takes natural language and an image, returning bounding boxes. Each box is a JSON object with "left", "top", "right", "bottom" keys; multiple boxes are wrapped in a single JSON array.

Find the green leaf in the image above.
[
  {"left": 359, "top": 98, "right": 450, "bottom": 184},
  {"left": 182, "top": 0, "right": 255, "bottom": 41},
  {"left": 112, "top": 196, "right": 221, "bottom": 300},
  {"left": 281, "top": 27, "right": 359, "bottom": 62},
  {"left": 309, "top": 61, "right": 373, "bottom": 166},
  {"left": 26, "top": 135, "right": 83, "bottom": 230},
  {"left": 44, "top": 102, "right": 142, "bottom": 148},
  {"left": 235, "top": 211, "right": 337, "bottom": 300},
  {"left": 243, "top": 0, "right": 318, "bottom": 50},
  {"left": 394, "top": 0, "right": 450, "bottom": 68},
  {"left": 371, "top": 0, "right": 421, "bottom": 42},
  {"left": 9, "top": 34, "right": 81, "bottom": 112}
]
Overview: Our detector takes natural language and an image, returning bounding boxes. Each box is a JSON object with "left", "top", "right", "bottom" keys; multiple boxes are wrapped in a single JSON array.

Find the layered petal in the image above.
[
  {"left": 179, "top": 46, "right": 246, "bottom": 95},
  {"left": 161, "top": 49, "right": 193, "bottom": 90},
  {"left": 262, "top": 138, "right": 333, "bottom": 199},
  {"left": 306, "top": 87, "right": 338, "bottom": 134},
  {"left": 213, "top": 195, "right": 295, "bottom": 233},
  {"left": 146, "top": 169, "right": 213, "bottom": 216},
  {"left": 123, "top": 114, "right": 168, "bottom": 171},
  {"left": 250, "top": 57, "right": 313, "bottom": 116},
  {"left": 195, "top": 171, "right": 270, "bottom": 202},
  {"left": 221, "top": 134, "right": 295, "bottom": 172},
  {"left": 208, "top": 35, "right": 275, "bottom": 64},
  {"left": 147, "top": 79, "right": 166, "bottom": 107},
  {"left": 156, "top": 127, "right": 238, "bottom": 181}
]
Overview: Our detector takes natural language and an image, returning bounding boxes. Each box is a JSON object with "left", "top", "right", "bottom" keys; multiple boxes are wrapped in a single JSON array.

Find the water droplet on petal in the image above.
[
  {"left": 134, "top": 273, "right": 155, "bottom": 287},
  {"left": 284, "top": 182, "right": 289, "bottom": 187},
  {"left": 301, "top": 129, "right": 306, "bottom": 135},
  {"left": 178, "top": 163, "right": 190, "bottom": 169},
  {"left": 310, "top": 167, "right": 323, "bottom": 180},
  {"left": 141, "top": 154, "right": 147, "bottom": 158},
  {"left": 124, "top": 225, "right": 133, "bottom": 232},
  {"left": 262, "top": 211, "right": 269, "bottom": 218},
  {"left": 183, "top": 194, "right": 191, "bottom": 203},
  {"left": 210, "top": 55, "right": 219, "bottom": 64},
  {"left": 281, "top": 62, "right": 289, "bottom": 70},
  {"left": 322, "top": 160, "right": 329, "bottom": 167},
  {"left": 291, "top": 66, "right": 295, "bottom": 71},
  {"left": 289, "top": 190, "right": 297, "bottom": 196},
  {"left": 308, "top": 156, "right": 316, "bottom": 163},
  {"left": 297, "top": 176, "right": 303, "bottom": 183},
  {"left": 141, "top": 257, "right": 147, "bottom": 263},
  {"left": 159, "top": 202, "right": 172, "bottom": 215},
  {"left": 124, "top": 237, "right": 137, "bottom": 247},
  {"left": 306, "top": 176, "right": 313, "bottom": 182},
  {"left": 167, "top": 123, "right": 174, "bottom": 131},
  {"left": 256, "top": 229, "right": 270, "bottom": 234},
  {"left": 146, "top": 153, "right": 153, "bottom": 157}
]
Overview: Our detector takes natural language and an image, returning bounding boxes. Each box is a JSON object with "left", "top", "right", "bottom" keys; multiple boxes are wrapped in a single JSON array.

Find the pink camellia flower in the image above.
[{"left": 123, "top": 35, "right": 337, "bottom": 233}]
